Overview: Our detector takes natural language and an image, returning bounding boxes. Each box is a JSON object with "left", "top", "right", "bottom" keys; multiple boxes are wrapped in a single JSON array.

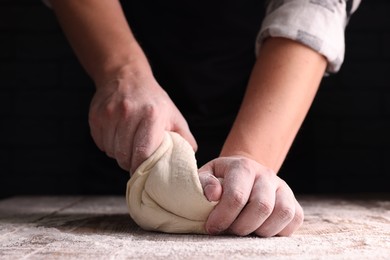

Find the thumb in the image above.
[
  {"left": 172, "top": 116, "right": 198, "bottom": 152},
  {"left": 198, "top": 170, "right": 223, "bottom": 202}
]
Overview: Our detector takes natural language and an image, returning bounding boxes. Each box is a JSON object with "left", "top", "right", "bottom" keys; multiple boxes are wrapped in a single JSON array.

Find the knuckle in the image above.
[
  {"left": 293, "top": 207, "right": 305, "bottom": 226},
  {"left": 253, "top": 200, "right": 273, "bottom": 218},
  {"left": 227, "top": 160, "right": 240, "bottom": 172},
  {"left": 103, "top": 101, "right": 118, "bottom": 117},
  {"left": 238, "top": 157, "right": 252, "bottom": 170},
  {"left": 230, "top": 158, "right": 251, "bottom": 171},
  {"left": 277, "top": 209, "right": 305, "bottom": 237},
  {"left": 226, "top": 158, "right": 255, "bottom": 179},
  {"left": 277, "top": 206, "right": 295, "bottom": 222},
  {"left": 142, "top": 103, "right": 159, "bottom": 120},
  {"left": 228, "top": 189, "right": 247, "bottom": 209},
  {"left": 118, "top": 99, "right": 135, "bottom": 117}
]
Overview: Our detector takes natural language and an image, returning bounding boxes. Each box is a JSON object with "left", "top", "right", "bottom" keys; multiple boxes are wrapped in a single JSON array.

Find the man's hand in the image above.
[
  {"left": 198, "top": 156, "right": 304, "bottom": 237},
  {"left": 89, "top": 75, "right": 197, "bottom": 173},
  {"left": 48, "top": 0, "right": 197, "bottom": 173}
]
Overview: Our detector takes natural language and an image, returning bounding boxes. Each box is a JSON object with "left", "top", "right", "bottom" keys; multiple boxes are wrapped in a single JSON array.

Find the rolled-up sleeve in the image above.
[{"left": 256, "top": 0, "right": 361, "bottom": 73}]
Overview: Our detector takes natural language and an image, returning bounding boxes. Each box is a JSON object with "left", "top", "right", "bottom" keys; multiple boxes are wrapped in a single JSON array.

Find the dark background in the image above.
[{"left": 0, "top": 1, "right": 389, "bottom": 198}]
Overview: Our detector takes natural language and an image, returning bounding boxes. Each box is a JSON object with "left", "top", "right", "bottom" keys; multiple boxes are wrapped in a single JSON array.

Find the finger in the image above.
[
  {"left": 205, "top": 162, "right": 255, "bottom": 235},
  {"left": 89, "top": 122, "right": 104, "bottom": 151},
  {"left": 114, "top": 118, "right": 137, "bottom": 171},
  {"left": 88, "top": 107, "right": 105, "bottom": 152},
  {"left": 277, "top": 199, "right": 304, "bottom": 236},
  {"left": 92, "top": 98, "right": 118, "bottom": 158},
  {"left": 228, "top": 175, "right": 276, "bottom": 236},
  {"left": 198, "top": 170, "right": 223, "bottom": 202},
  {"left": 131, "top": 108, "right": 165, "bottom": 173},
  {"left": 172, "top": 114, "right": 198, "bottom": 152},
  {"left": 255, "top": 180, "right": 296, "bottom": 237},
  {"left": 101, "top": 122, "right": 117, "bottom": 158}
]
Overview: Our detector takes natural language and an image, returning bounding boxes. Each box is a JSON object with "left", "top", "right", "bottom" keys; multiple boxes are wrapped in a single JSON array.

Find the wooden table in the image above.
[{"left": 1, "top": 195, "right": 389, "bottom": 259}]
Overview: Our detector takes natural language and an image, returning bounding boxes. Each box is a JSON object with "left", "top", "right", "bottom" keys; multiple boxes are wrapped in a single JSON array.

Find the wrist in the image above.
[
  {"left": 220, "top": 141, "right": 276, "bottom": 173},
  {"left": 219, "top": 150, "right": 257, "bottom": 165},
  {"left": 219, "top": 117, "right": 288, "bottom": 173},
  {"left": 93, "top": 43, "right": 153, "bottom": 89}
]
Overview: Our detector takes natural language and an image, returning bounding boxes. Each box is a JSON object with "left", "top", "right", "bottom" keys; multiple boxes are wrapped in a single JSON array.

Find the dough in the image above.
[{"left": 126, "top": 131, "right": 218, "bottom": 234}]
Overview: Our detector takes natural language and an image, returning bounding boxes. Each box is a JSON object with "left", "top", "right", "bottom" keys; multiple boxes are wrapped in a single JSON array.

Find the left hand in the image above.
[{"left": 198, "top": 156, "right": 304, "bottom": 237}]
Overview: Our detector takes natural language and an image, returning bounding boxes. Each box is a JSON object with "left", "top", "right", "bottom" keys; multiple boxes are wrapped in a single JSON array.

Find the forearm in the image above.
[
  {"left": 221, "top": 37, "right": 326, "bottom": 172},
  {"left": 49, "top": 0, "right": 151, "bottom": 86}
]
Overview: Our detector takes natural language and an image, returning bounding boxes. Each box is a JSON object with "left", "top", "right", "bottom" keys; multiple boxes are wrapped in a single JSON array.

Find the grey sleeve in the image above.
[{"left": 256, "top": 0, "right": 362, "bottom": 73}]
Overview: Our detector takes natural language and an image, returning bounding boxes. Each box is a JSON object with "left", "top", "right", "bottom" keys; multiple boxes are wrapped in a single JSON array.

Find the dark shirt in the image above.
[{"left": 121, "top": 0, "right": 266, "bottom": 164}]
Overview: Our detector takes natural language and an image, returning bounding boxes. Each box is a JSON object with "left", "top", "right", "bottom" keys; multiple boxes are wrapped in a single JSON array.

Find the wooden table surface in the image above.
[{"left": 1, "top": 195, "right": 389, "bottom": 259}]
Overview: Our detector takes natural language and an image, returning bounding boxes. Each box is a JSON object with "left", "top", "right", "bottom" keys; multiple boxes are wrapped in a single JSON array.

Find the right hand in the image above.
[
  {"left": 88, "top": 73, "right": 197, "bottom": 173},
  {"left": 198, "top": 156, "right": 304, "bottom": 237}
]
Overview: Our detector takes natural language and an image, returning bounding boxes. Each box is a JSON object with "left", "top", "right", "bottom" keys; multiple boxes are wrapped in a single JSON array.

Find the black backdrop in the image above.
[{"left": 0, "top": 1, "right": 389, "bottom": 198}]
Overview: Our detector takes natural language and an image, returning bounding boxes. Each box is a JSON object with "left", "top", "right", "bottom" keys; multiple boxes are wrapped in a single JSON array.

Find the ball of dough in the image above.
[{"left": 126, "top": 131, "right": 218, "bottom": 234}]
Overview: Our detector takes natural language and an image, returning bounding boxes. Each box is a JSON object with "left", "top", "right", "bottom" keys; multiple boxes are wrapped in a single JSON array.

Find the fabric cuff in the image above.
[{"left": 256, "top": 0, "right": 350, "bottom": 73}]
